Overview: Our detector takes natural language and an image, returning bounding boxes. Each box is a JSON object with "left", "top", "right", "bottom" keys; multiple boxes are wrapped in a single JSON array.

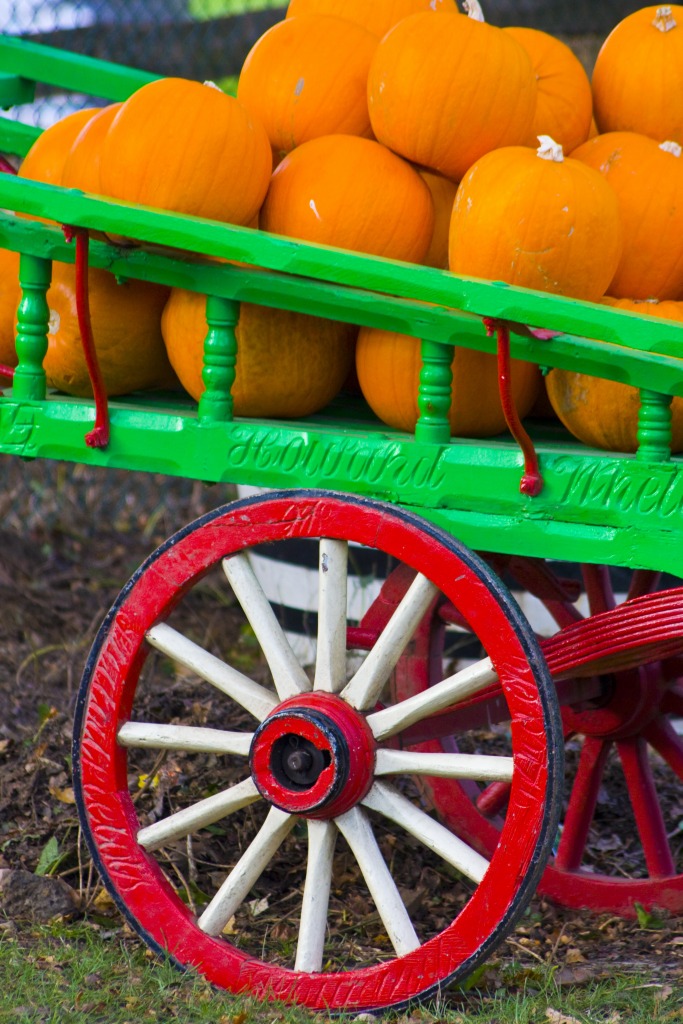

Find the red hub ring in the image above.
[{"left": 250, "top": 692, "right": 376, "bottom": 817}]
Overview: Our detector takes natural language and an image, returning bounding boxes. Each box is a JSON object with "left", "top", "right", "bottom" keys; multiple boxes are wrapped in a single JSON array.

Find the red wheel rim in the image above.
[{"left": 73, "top": 491, "right": 561, "bottom": 1012}]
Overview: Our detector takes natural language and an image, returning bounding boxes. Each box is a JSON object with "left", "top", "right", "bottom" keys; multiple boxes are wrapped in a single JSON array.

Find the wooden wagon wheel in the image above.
[
  {"left": 406, "top": 559, "right": 683, "bottom": 917},
  {"left": 73, "top": 490, "right": 561, "bottom": 1013}
]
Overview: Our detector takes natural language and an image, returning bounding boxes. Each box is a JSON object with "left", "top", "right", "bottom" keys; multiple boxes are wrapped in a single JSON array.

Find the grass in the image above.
[
  {"left": 1, "top": 919, "right": 681, "bottom": 1024},
  {"left": 188, "top": 0, "right": 285, "bottom": 21}
]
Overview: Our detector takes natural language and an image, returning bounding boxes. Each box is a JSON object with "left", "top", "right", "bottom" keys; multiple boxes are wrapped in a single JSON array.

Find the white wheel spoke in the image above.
[
  {"left": 335, "top": 805, "right": 420, "bottom": 957},
  {"left": 137, "top": 777, "right": 260, "bottom": 852},
  {"left": 223, "top": 553, "right": 311, "bottom": 700},
  {"left": 341, "top": 573, "right": 439, "bottom": 711},
  {"left": 198, "top": 806, "right": 296, "bottom": 936},
  {"left": 367, "top": 657, "right": 498, "bottom": 741},
  {"left": 295, "top": 819, "right": 337, "bottom": 972},
  {"left": 362, "top": 781, "right": 490, "bottom": 885},
  {"left": 314, "top": 539, "right": 348, "bottom": 693},
  {"left": 118, "top": 722, "right": 253, "bottom": 757},
  {"left": 146, "top": 622, "right": 278, "bottom": 721},
  {"left": 374, "top": 748, "right": 514, "bottom": 782}
]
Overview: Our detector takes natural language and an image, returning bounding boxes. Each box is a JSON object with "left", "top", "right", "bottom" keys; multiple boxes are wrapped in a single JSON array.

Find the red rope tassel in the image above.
[
  {"left": 484, "top": 316, "right": 543, "bottom": 497},
  {"left": 63, "top": 226, "right": 110, "bottom": 449}
]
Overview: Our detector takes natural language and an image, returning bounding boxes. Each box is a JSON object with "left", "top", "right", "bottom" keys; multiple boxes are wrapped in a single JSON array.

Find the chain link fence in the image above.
[{"left": 2, "top": 1, "right": 647, "bottom": 125}]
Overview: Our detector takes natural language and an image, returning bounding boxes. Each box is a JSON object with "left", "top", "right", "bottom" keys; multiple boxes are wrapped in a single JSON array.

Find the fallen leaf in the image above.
[
  {"left": 248, "top": 896, "right": 269, "bottom": 917},
  {"left": 565, "top": 948, "right": 586, "bottom": 964},
  {"left": 48, "top": 783, "right": 76, "bottom": 804},
  {"left": 221, "top": 915, "right": 238, "bottom": 936},
  {"left": 546, "top": 1009, "right": 582, "bottom": 1024}
]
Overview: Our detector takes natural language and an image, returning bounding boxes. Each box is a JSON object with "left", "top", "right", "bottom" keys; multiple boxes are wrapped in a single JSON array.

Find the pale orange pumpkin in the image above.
[
  {"left": 260, "top": 134, "right": 434, "bottom": 263},
  {"left": 367, "top": 12, "right": 537, "bottom": 181},
  {"left": 504, "top": 26, "right": 593, "bottom": 154},
  {"left": 99, "top": 78, "right": 272, "bottom": 226},
  {"left": 355, "top": 327, "right": 540, "bottom": 436},
  {"left": 545, "top": 297, "right": 683, "bottom": 453},
  {"left": 285, "top": 0, "right": 458, "bottom": 37},
  {"left": 19, "top": 107, "right": 102, "bottom": 188},
  {"left": 237, "top": 15, "right": 377, "bottom": 156},
  {"left": 61, "top": 103, "right": 122, "bottom": 193},
  {"left": 449, "top": 136, "right": 622, "bottom": 303},
  {"left": 37, "top": 263, "right": 173, "bottom": 397},
  {"left": 571, "top": 131, "right": 683, "bottom": 300},
  {"left": 161, "top": 289, "right": 357, "bottom": 418},
  {"left": 592, "top": 4, "right": 683, "bottom": 144},
  {"left": 417, "top": 170, "right": 458, "bottom": 269}
]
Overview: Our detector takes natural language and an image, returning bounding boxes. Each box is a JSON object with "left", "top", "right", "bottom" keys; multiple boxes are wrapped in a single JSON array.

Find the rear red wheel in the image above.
[
  {"left": 417, "top": 560, "right": 683, "bottom": 917},
  {"left": 73, "top": 491, "right": 561, "bottom": 1013}
]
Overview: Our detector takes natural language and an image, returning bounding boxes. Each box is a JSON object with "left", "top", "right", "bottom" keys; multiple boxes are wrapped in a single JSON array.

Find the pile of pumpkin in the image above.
[{"left": 2, "top": 0, "right": 683, "bottom": 452}]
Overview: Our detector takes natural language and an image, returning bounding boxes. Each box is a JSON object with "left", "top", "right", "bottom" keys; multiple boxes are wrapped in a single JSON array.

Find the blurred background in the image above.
[{"left": 1, "top": 0, "right": 647, "bottom": 126}]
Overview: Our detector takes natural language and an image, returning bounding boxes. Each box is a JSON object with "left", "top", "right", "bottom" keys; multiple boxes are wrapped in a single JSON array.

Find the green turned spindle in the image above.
[
  {"left": 414, "top": 338, "right": 453, "bottom": 444},
  {"left": 198, "top": 295, "right": 240, "bottom": 423},
  {"left": 636, "top": 389, "right": 673, "bottom": 462},
  {"left": 12, "top": 252, "right": 51, "bottom": 401}
]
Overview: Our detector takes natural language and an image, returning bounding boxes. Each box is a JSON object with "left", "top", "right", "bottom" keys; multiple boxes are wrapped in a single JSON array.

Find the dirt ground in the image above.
[{"left": 0, "top": 455, "right": 682, "bottom": 998}]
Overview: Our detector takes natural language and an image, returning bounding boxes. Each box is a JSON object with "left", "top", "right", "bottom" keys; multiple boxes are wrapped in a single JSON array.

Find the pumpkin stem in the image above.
[
  {"left": 536, "top": 135, "right": 564, "bottom": 162},
  {"left": 660, "top": 140, "right": 682, "bottom": 157},
  {"left": 654, "top": 6, "right": 676, "bottom": 31},
  {"left": 462, "top": 0, "right": 485, "bottom": 21}
]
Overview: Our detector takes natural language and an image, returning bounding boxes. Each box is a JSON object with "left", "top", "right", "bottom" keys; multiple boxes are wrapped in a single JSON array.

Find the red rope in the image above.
[
  {"left": 0, "top": 155, "right": 17, "bottom": 175},
  {"left": 0, "top": 364, "right": 15, "bottom": 380},
  {"left": 484, "top": 316, "right": 543, "bottom": 497},
  {"left": 62, "top": 225, "right": 110, "bottom": 448}
]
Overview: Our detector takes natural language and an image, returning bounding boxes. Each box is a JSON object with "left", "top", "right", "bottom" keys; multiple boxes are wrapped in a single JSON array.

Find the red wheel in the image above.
[
  {"left": 73, "top": 491, "right": 561, "bottom": 1013},
  {"left": 419, "top": 560, "right": 683, "bottom": 917}
]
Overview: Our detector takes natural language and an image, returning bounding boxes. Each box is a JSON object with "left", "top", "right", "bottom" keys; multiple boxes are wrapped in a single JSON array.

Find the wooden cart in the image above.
[{"left": 1, "top": 34, "right": 682, "bottom": 1014}]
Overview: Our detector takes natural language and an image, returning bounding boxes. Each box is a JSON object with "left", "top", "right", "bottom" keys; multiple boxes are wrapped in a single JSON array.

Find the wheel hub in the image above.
[
  {"left": 563, "top": 663, "right": 667, "bottom": 740},
  {"left": 249, "top": 692, "right": 376, "bottom": 818}
]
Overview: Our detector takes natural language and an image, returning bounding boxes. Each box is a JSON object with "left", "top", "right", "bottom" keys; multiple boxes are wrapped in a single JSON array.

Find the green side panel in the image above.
[
  {"left": 1, "top": 395, "right": 682, "bottom": 577},
  {"left": 1, "top": 203, "right": 683, "bottom": 397}
]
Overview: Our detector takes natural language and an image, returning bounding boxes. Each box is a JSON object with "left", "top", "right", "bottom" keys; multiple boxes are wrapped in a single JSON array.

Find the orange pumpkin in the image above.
[
  {"left": 39, "top": 263, "right": 173, "bottom": 397},
  {"left": 367, "top": 12, "right": 537, "bottom": 181},
  {"left": 61, "top": 103, "right": 122, "bottom": 193},
  {"left": 449, "top": 136, "right": 622, "bottom": 303},
  {"left": 99, "top": 78, "right": 272, "bottom": 226},
  {"left": 417, "top": 170, "right": 458, "bottom": 269},
  {"left": 545, "top": 297, "right": 683, "bottom": 453},
  {"left": 285, "top": 0, "right": 458, "bottom": 37},
  {"left": 161, "top": 289, "right": 357, "bottom": 418},
  {"left": 571, "top": 131, "right": 683, "bottom": 300},
  {"left": 592, "top": 4, "right": 683, "bottom": 144},
  {"left": 19, "top": 107, "right": 102, "bottom": 188},
  {"left": 355, "top": 327, "right": 540, "bottom": 436},
  {"left": 237, "top": 15, "right": 377, "bottom": 156},
  {"left": 503, "top": 26, "right": 593, "bottom": 154},
  {"left": 0, "top": 248, "right": 20, "bottom": 368},
  {"left": 260, "top": 134, "right": 434, "bottom": 263}
]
